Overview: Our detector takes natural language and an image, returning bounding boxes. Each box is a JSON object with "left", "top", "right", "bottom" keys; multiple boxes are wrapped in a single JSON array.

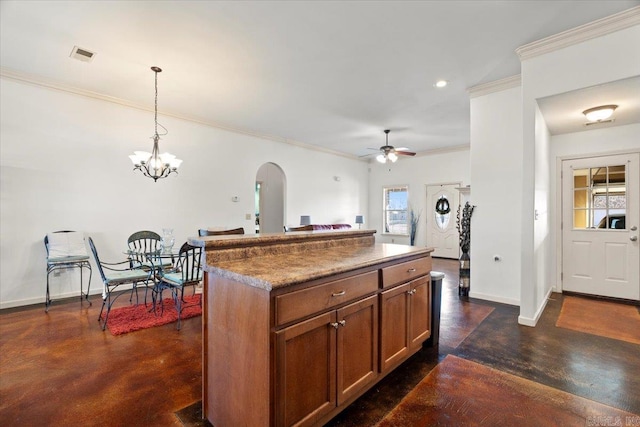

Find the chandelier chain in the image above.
[{"left": 154, "top": 70, "right": 158, "bottom": 136}]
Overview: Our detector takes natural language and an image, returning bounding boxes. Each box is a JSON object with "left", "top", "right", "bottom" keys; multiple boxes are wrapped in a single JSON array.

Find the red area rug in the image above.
[{"left": 102, "top": 294, "right": 202, "bottom": 336}]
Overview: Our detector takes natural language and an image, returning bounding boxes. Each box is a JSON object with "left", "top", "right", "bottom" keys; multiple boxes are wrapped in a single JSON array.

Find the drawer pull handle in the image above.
[
  {"left": 407, "top": 289, "right": 416, "bottom": 295},
  {"left": 330, "top": 322, "right": 339, "bottom": 329},
  {"left": 407, "top": 268, "right": 416, "bottom": 273},
  {"left": 332, "top": 290, "right": 346, "bottom": 297},
  {"left": 338, "top": 320, "right": 346, "bottom": 327}
]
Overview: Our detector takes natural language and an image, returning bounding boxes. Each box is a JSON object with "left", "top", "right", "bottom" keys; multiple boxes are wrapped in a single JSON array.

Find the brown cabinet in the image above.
[
  {"left": 200, "top": 233, "right": 434, "bottom": 427},
  {"left": 380, "top": 275, "right": 431, "bottom": 373},
  {"left": 275, "top": 295, "right": 378, "bottom": 427}
]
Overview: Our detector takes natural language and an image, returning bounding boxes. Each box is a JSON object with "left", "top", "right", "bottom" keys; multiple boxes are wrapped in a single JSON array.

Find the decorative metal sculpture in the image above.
[{"left": 456, "top": 201, "right": 475, "bottom": 297}]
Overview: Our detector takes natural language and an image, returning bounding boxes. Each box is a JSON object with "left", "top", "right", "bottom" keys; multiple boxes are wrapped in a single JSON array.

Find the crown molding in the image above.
[
  {"left": 516, "top": 6, "right": 640, "bottom": 61},
  {"left": 416, "top": 144, "right": 470, "bottom": 157},
  {"left": 0, "top": 66, "right": 358, "bottom": 161},
  {"left": 468, "top": 75, "right": 521, "bottom": 99}
]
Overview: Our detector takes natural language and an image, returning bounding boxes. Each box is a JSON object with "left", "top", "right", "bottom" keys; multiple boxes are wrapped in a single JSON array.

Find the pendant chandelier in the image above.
[{"left": 129, "top": 66, "right": 182, "bottom": 182}]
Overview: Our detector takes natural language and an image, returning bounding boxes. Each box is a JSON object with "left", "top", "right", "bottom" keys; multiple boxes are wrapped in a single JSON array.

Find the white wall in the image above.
[
  {"left": 469, "top": 85, "right": 523, "bottom": 306},
  {"left": 533, "top": 104, "right": 552, "bottom": 311},
  {"left": 0, "top": 78, "right": 369, "bottom": 308},
  {"left": 368, "top": 148, "right": 470, "bottom": 247},
  {"left": 550, "top": 123, "right": 640, "bottom": 290},
  {"left": 519, "top": 24, "right": 640, "bottom": 324}
]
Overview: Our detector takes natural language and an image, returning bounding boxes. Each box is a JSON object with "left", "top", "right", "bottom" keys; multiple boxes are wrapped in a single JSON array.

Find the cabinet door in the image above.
[
  {"left": 275, "top": 311, "right": 337, "bottom": 427},
  {"left": 408, "top": 275, "right": 431, "bottom": 350},
  {"left": 336, "top": 295, "right": 379, "bottom": 405},
  {"left": 379, "top": 283, "right": 410, "bottom": 373}
]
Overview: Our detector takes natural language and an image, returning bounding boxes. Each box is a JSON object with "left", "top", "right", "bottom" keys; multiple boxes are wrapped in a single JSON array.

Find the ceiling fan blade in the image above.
[{"left": 395, "top": 150, "right": 416, "bottom": 156}]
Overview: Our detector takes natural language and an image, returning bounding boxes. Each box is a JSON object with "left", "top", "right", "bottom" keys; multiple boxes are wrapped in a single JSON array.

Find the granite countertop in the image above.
[
  {"left": 190, "top": 229, "right": 376, "bottom": 250},
  {"left": 203, "top": 243, "right": 433, "bottom": 291}
]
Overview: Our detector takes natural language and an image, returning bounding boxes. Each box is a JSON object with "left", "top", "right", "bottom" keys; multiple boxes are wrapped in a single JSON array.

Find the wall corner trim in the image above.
[
  {"left": 517, "top": 287, "right": 554, "bottom": 327},
  {"left": 515, "top": 6, "right": 640, "bottom": 61}
]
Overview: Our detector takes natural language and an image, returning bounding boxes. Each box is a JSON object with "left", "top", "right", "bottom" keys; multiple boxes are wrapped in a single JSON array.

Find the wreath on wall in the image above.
[{"left": 435, "top": 196, "right": 451, "bottom": 215}]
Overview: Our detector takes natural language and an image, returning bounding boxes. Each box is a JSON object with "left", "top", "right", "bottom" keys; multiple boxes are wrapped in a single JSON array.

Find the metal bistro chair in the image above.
[
  {"left": 44, "top": 231, "right": 92, "bottom": 312},
  {"left": 198, "top": 227, "right": 245, "bottom": 236},
  {"left": 127, "top": 230, "right": 172, "bottom": 305},
  {"left": 88, "top": 237, "right": 153, "bottom": 331},
  {"left": 154, "top": 242, "right": 203, "bottom": 330}
]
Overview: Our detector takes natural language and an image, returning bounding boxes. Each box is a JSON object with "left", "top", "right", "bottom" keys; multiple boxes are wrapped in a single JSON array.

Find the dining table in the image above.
[{"left": 124, "top": 248, "right": 180, "bottom": 309}]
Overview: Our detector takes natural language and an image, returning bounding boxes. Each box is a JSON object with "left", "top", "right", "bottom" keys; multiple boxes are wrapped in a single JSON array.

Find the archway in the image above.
[{"left": 255, "top": 162, "right": 286, "bottom": 234}]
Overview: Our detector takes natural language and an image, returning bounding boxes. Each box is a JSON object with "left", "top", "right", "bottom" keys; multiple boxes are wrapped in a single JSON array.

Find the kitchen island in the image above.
[{"left": 190, "top": 229, "right": 434, "bottom": 427}]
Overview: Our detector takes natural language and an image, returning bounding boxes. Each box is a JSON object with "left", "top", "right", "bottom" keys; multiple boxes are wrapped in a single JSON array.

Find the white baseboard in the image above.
[
  {"left": 0, "top": 285, "right": 134, "bottom": 310},
  {"left": 468, "top": 291, "right": 520, "bottom": 306},
  {"left": 517, "top": 287, "right": 553, "bottom": 327}
]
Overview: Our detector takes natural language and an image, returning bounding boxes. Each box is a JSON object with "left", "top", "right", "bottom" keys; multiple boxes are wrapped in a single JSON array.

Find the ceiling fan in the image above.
[{"left": 372, "top": 129, "right": 416, "bottom": 163}]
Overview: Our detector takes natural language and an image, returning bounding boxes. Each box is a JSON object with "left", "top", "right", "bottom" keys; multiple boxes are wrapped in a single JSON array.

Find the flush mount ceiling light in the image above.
[
  {"left": 129, "top": 67, "right": 182, "bottom": 182},
  {"left": 434, "top": 80, "right": 448, "bottom": 88},
  {"left": 582, "top": 104, "right": 618, "bottom": 122}
]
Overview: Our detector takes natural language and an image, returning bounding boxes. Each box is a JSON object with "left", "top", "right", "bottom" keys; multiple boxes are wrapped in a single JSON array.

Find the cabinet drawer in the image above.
[
  {"left": 276, "top": 270, "right": 378, "bottom": 327},
  {"left": 381, "top": 256, "right": 431, "bottom": 288}
]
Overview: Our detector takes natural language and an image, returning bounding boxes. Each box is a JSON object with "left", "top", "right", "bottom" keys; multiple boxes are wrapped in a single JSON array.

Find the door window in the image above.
[
  {"left": 572, "top": 165, "right": 626, "bottom": 230},
  {"left": 434, "top": 195, "right": 451, "bottom": 230}
]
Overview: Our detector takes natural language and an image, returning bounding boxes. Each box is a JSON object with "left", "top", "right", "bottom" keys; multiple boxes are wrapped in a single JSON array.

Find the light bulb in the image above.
[{"left": 376, "top": 154, "right": 386, "bottom": 163}]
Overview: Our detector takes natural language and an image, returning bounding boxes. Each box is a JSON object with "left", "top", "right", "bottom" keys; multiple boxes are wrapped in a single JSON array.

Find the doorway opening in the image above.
[
  {"left": 426, "top": 183, "right": 461, "bottom": 259},
  {"left": 561, "top": 153, "right": 639, "bottom": 301},
  {"left": 256, "top": 162, "right": 286, "bottom": 234}
]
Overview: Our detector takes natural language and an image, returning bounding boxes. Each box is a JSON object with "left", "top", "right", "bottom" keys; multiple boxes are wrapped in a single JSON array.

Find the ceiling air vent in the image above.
[{"left": 70, "top": 46, "right": 95, "bottom": 62}]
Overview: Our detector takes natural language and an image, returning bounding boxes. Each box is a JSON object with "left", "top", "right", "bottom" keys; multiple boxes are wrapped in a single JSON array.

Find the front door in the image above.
[
  {"left": 562, "top": 153, "right": 639, "bottom": 301},
  {"left": 426, "top": 184, "right": 460, "bottom": 259}
]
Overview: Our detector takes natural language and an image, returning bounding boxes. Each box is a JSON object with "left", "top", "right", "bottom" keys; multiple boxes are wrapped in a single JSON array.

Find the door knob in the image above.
[
  {"left": 631, "top": 226, "right": 638, "bottom": 231},
  {"left": 631, "top": 236, "right": 638, "bottom": 242}
]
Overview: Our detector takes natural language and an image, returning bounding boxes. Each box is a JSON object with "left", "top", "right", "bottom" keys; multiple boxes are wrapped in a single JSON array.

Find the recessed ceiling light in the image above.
[{"left": 434, "top": 80, "right": 448, "bottom": 88}]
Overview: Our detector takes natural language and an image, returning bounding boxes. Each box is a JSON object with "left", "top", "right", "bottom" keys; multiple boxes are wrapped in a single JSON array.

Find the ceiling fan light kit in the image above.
[{"left": 375, "top": 129, "right": 415, "bottom": 164}]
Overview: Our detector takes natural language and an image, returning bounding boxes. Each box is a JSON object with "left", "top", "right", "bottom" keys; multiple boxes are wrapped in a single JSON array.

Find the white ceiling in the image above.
[{"left": 1, "top": 1, "right": 639, "bottom": 159}]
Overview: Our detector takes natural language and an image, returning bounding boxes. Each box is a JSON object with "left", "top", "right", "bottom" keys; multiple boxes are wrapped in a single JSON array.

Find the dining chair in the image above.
[
  {"left": 127, "top": 230, "right": 172, "bottom": 305},
  {"left": 44, "top": 230, "right": 93, "bottom": 312},
  {"left": 154, "top": 242, "right": 203, "bottom": 330},
  {"left": 88, "top": 237, "right": 153, "bottom": 331},
  {"left": 198, "top": 227, "right": 245, "bottom": 236}
]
